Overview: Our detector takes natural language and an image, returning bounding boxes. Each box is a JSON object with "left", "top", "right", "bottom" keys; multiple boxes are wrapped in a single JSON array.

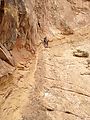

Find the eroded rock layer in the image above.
[{"left": 0, "top": 0, "right": 90, "bottom": 120}]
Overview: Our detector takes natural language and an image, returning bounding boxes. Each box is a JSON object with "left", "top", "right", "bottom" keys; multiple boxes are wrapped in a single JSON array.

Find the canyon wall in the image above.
[
  {"left": 0, "top": 0, "right": 90, "bottom": 120},
  {"left": 0, "top": 0, "right": 90, "bottom": 51}
]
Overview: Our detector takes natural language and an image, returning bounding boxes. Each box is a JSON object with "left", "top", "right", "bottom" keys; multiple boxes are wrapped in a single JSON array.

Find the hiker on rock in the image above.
[{"left": 43, "top": 37, "right": 48, "bottom": 48}]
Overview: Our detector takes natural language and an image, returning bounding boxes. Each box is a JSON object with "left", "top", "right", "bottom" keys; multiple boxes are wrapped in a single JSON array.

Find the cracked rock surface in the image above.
[
  {"left": 22, "top": 27, "right": 90, "bottom": 120},
  {"left": 0, "top": 0, "right": 90, "bottom": 120},
  {"left": 0, "top": 25, "right": 90, "bottom": 120}
]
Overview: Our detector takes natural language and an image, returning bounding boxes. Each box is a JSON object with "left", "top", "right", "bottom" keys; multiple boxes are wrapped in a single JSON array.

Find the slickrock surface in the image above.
[
  {"left": 0, "top": 26, "right": 90, "bottom": 120},
  {"left": 0, "top": 0, "right": 90, "bottom": 120},
  {"left": 22, "top": 27, "right": 90, "bottom": 120}
]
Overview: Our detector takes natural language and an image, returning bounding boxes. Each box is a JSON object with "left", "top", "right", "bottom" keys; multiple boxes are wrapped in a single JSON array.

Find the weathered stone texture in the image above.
[{"left": 0, "top": 0, "right": 90, "bottom": 120}]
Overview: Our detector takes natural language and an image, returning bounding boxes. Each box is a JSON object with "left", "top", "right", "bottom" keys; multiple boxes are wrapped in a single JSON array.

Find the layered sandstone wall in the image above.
[
  {"left": 0, "top": 1, "right": 90, "bottom": 120},
  {"left": 0, "top": 0, "right": 90, "bottom": 51}
]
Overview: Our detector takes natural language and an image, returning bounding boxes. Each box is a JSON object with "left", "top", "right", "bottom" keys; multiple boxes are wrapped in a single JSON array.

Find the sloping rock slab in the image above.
[
  {"left": 0, "top": 59, "right": 15, "bottom": 78},
  {"left": 0, "top": 43, "right": 15, "bottom": 66}
]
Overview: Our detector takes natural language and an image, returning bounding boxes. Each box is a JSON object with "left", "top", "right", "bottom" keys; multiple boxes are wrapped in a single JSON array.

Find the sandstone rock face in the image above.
[
  {"left": 1, "top": 0, "right": 90, "bottom": 49},
  {"left": 0, "top": 43, "right": 15, "bottom": 66},
  {"left": 0, "top": 0, "right": 90, "bottom": 120},
  {"left": 0, "top": 59, "right": 15, "bottom": 78}
]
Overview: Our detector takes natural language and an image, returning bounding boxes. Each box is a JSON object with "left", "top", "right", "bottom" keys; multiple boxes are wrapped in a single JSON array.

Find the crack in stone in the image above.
[
  {"left": 54, "top": 55, "right": 62, "bottom": 57},
  {"left": 44, "top": 76, "right": 56, "bottom": 81},
  {"left": 51, "top": 86, "right": 90, "bottom": 97},
  {"left": 45, "top": 107, "right": 54, "bottom": 111},
  {"left": 4, "top": 89, "right": 13, "bottom": 99},
  {"left": 43, "top": 62, "right": 54, "bottom": 67},
  {"left": 63, "top": 111, "right": 84, "bottom": 119},
  {"left": 63, "top": 110, "right": 90, "bottom": 119}
]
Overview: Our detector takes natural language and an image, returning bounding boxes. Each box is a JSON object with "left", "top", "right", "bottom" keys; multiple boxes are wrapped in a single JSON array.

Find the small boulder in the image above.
[{"left": 73, "top": 49, "right": 89, "bottom": 58}]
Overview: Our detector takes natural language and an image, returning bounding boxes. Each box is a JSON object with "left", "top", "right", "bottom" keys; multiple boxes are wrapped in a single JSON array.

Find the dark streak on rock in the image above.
[
  {"left": 4, "top": 89, "right": 13, "bottom": 99},
  {"left": 44, "top": 76, "right": 56, "bottom": 80},
  {"left": 46, "top": 108, "right": 54, "bottom": 111},
  {"left": 51, "top": 86, "right": 90, "bottom": 97},
  {"left": 64, "top": 111, "right": 83, "bottom": 119}
]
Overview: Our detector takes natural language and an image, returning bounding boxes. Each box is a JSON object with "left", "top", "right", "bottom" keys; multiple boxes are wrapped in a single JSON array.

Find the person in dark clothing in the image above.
[{"left": 43, "top": 37, "right": 48, "bottom": 48}]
